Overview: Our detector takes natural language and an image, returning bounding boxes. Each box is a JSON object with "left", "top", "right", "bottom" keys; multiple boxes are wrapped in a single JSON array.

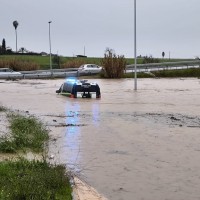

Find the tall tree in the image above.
[
  {"left": 13, "top": 20, "right": 19, "bottom": 52},
  {"left": 162, "top": 51, "right": 165, "bottom": 59},
  {"left": 2, "top": 38, "right": 6, "bottom": 53}
]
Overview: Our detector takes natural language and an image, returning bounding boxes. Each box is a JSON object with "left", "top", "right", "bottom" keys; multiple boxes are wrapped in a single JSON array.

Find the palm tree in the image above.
[{"left": 13, "top": 21, "right": 19, "bottom": 52}]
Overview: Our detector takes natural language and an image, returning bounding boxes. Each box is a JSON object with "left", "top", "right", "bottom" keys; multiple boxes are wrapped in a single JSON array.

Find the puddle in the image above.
[{"left": 0, "top": 78, "right": 200, "bottom": 200}]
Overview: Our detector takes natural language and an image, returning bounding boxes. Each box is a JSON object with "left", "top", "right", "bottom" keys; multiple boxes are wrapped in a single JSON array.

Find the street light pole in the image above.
[
  {"left": 15, "top": 29, "right": 18, "bottom": 52},
  {"left": 134, "top": 0, "right": 137, "bottom": 91},
  {"left": 48, "top": 21, "right": 52, "bottom": 76}
]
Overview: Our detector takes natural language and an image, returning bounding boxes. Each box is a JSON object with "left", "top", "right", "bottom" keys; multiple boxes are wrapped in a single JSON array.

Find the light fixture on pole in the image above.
[
  {"left": 13, "top": 21, "right": 19, "bottom": 53},
  {"left": 48, "top": 21, "right": 52, "bottom": 76},
  {"left": 134, "top": 0, "right": 137, "bottom": 90}
]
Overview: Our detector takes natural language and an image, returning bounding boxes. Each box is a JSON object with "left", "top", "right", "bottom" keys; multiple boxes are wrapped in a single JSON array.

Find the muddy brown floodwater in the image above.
[{"left": 0, "top": 78, "right": 200, "bottom": 200}]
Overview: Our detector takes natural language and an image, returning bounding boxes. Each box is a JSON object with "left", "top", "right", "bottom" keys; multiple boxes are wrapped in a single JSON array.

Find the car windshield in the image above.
[{"left": 0, "top": 68, "right": 13, "bottom": 72}]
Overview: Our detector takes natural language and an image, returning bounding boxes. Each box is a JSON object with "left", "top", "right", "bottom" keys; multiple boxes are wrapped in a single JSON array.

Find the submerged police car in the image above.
[{"left": 56, "top": 78, "right": 101, "bottom": 98}]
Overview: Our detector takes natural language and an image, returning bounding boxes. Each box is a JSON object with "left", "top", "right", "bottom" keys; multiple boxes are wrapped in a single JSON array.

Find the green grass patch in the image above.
[
  {"left": 0, "top": 109, "right": 72, "bottom": 199},
  {"left": 123, "top": 68, "right": 200, "bottom": 78},
  {"left": 153, "top": 68, "right": 200, "bottom": 77},
  {"left": 0, "top": 113, "right": 49, "bottom": 153},
  {"left": 0, "top": 158, "right": 72, "bottom": 200}
]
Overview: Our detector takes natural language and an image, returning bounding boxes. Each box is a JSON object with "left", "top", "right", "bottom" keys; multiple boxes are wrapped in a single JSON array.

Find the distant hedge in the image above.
[
  {"left": 0, "top": 59, "right": 39, "bottom": 71},
  {"left": 153, "top": 68, "right": 200, "bottom": 77}
]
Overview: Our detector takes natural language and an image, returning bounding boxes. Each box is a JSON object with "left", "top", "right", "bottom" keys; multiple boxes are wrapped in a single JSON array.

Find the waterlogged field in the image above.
[{"left": 0, "top": 78, "right": 200, "bottom": 200}]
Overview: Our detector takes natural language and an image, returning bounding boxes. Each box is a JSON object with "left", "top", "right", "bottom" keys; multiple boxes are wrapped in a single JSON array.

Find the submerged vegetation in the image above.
[{"left": 0, "top": 109, "right": 72, "bottom": 199}]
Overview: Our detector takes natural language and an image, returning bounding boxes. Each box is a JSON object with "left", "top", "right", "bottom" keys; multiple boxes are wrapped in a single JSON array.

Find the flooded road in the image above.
[{"left": 0, "top": 78, "right": 200, "bottom": 200}]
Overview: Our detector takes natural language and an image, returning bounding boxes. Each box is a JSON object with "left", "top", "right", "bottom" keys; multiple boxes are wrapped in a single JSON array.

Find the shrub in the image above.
[
  {"left": 142, "top": 56, "right": 160, "bottom": 64},
  {"left": 0, "top": 59, "right": 39, "bottom": 71},
  {"left": 101, "top": 48, "right": 126, "bottom": 78},
  {"left": 61, "top": 59, "right": 86, "bottom": 68}
]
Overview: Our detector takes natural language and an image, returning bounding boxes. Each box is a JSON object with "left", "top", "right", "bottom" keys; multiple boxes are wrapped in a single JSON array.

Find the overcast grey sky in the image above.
[{"left": 1, "top": 0, "right": 200, "bottom": 58}]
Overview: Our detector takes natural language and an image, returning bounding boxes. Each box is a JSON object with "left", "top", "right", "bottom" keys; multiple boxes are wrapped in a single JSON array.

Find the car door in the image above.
[
  {"left": 91, "top": 65, "right": 100, "bottom": 73},
  {"left": 86, "top": 65, "right": 92, "bottom": 73}
]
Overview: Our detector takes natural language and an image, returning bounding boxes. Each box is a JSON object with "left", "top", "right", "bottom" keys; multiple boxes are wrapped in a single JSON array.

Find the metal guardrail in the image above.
[
  {"left": 126, "top": 60, "right": 200, "bottom": 69},
  {"left": 20, "top": 68, "right": 78, "bottom": 74},
  {"left": 0, "top": 71, "right": 78, "bottom": 79}
]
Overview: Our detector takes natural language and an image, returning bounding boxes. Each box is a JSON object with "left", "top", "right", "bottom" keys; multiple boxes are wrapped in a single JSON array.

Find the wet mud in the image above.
[{"left": 0, "top": 78, "right": 200, "bottom": 200}]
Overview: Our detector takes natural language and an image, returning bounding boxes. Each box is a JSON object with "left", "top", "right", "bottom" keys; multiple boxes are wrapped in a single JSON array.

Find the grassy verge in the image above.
[
  {"left": 123, "top": 68, "right": 200, "bottom": 78},
  {"left": 0, "top": 113, "right": 49, "bottom": 153},
  {"left": 153, "top": 68, "right": 200, "bottom": 77},
  {"left": 0, "top": 110, "right": 72, "bottom": 200},
  {"left": 0, "top": 158, "right": 72, "bottom": 200}
]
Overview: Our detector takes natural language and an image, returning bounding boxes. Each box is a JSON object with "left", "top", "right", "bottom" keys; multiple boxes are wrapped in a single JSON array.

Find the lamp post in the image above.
[
  {"left": 134, "top": 0, "right": 137, "bottom": 91},
  {"left": 48, "top": 21, "right": 52, "bottom": 75},
  {"left": 13, "top": 21, "right": 19, "bottom": 53}
]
